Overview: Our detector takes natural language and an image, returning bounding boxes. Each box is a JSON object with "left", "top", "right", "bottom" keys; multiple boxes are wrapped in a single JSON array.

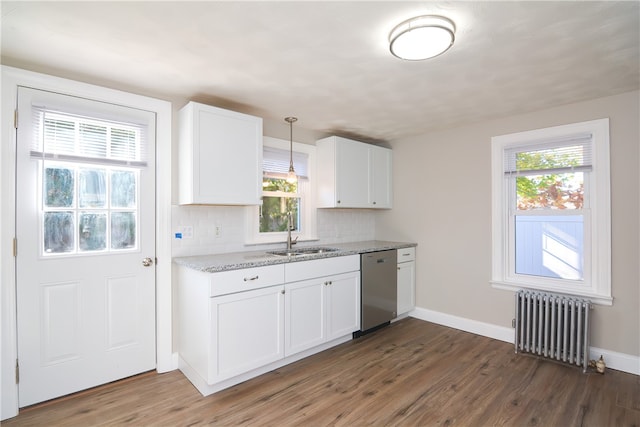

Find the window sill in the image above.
[{"left": 491, "top": 280, "right": 613, "bottom": 306}]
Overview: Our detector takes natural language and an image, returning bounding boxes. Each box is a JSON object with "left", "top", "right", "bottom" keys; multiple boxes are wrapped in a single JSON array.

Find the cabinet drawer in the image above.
[
  {"left": 210, "top": 265, "right": 285, "bottom": 297},
  {"left": 397, "top": 247, "right": 415, "bottom": 263},
  {"left": 285, "top": 255, "right": 360, "bottom": 283}
]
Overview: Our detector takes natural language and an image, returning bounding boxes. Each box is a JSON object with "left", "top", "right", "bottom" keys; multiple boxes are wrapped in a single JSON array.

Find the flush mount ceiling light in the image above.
[{"left": 389, "top": 15, "right": 456, "bottom": 61}]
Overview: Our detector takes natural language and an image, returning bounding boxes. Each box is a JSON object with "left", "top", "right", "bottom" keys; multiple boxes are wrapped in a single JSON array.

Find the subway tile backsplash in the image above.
[{"left": 172, "top": 205, "right": 376, "bottom": 257}]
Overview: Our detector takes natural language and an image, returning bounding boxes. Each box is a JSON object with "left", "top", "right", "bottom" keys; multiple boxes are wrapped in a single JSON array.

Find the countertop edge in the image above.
[{"left": 173, "top": 240, "right": 416, "bottom": 273}]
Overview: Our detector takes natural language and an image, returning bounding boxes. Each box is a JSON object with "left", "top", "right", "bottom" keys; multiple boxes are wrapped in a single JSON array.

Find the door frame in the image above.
[{"left": 1, "top": 66, "right": 175, "bottom": 420}]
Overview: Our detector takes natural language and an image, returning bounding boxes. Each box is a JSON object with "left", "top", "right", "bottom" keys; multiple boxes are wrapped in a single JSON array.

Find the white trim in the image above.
[
  {"left": 410, "top": 307, "right": 514, "bottom": 343},
  {"left": 491, "top": 119, "right": 611, "bottom": 303},
  {"left": 410, "top": 307, "right": 639, "bottom": 375},
  {"left": 589, "top": 347, "right": 640, "bottom": 376},
  {"left": 1, "top": 66, "right": 175, "bottom": 420},
  {"left": 490, "top": 281, "right": 613, "bottom": 306}
]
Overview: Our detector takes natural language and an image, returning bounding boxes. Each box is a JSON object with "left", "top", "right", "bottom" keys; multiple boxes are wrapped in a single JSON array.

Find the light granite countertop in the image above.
[{"left": 173, "top": 240, "right": 416, "bottom": 273}]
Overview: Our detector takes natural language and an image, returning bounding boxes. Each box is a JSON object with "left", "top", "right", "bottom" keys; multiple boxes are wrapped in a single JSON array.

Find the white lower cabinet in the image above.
[
  {"left": 326, "top": 272, "right": 360, "bottom": 340},
  {"left": 397, "top": 247, "right": 416, "bottom": 315},
  {"left": 213, "top": 285, "right": 285, "bottom": 382},
  {"left": 284, "top": 271, "right": 360, "bottom": 357},
  {"left": 284, "top": 279, "right": 324, "bottom": 356},
  {"left": 177, "top": 254, "right": 360, "bottom": 396}
]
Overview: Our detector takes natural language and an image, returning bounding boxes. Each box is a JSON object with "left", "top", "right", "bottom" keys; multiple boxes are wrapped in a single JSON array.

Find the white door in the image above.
[{"left": 15, "top": 87, "right": 156, "bottom": 407}]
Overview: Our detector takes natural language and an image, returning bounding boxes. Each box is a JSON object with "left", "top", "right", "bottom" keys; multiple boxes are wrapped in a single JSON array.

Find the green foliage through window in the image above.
[
  {"left": 260, "top": 178, "right": 300, "bottom": 233},
  {"left": 515, "top": 149, "right": 584, "bottom": 210}
]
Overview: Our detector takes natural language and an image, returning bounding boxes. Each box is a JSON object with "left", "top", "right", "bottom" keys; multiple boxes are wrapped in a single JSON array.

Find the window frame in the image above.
[
  {"left": 245, "top": 136, "right": 317, "bottom": 245},
  {"left": 491, "top": 118, "right": 612, "bottom": 305}
]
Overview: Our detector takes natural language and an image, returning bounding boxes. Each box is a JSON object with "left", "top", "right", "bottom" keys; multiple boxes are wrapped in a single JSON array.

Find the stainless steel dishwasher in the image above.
[{"left": 356, "top": 249, "right": 397, "bottom": 336}]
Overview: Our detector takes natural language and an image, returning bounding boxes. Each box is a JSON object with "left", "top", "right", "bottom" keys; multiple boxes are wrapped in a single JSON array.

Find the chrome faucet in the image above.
[{"left": 286, "top": 211, "right": 298, "bottom": 250}]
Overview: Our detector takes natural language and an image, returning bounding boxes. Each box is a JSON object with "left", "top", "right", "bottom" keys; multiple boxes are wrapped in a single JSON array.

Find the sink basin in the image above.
[{"left": 267, "top": 247, "right": 339, "bottom": 257}]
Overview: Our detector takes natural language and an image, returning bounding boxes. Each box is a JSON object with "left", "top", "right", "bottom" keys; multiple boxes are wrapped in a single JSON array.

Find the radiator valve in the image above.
[{"left": 589, "top": 355, "right": 606, "bottom": 374}]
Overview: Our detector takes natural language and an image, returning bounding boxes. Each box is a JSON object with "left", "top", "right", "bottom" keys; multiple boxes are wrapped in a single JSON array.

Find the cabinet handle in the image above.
[
  {"left": 243, "top": 275, "right": 259, "bottom": 282},
  {"left": 373, "top": 201, "right": 377, "bottom": 205},
  {"left": 337, "top": 200, "right": 341, "bottom": 204},
  {"left": 281, "top": 289, "right": 285, "bottom": 294},
  {"left": 398, "top": 267, "right": 401, "bottom": 270}
]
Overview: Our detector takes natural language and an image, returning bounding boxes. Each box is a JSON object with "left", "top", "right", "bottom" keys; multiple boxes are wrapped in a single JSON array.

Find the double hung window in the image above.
[
  {"left": 246, "top": 137, "right": 316, "bottom": 244},
  {"left": 491, "top": 119, "right": 611, "bottom": 304}
]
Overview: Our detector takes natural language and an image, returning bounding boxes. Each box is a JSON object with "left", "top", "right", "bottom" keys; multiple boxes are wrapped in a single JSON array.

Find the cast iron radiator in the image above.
[{"left": 515, "top": 290, "right": 591, "bottom": 372}]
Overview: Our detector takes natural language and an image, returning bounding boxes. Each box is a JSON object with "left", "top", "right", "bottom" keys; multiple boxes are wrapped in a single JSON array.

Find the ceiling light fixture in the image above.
[
  {"left": 389, "top": 15, "right": 455, "bottom": 61},
  {"left": 285, "top": 116, "right": 298, "bottom": 184}
]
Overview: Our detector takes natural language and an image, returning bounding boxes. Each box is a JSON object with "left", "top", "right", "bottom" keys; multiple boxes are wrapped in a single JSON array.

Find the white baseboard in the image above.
[
  {"left": 589, "top": 347, "right": 640, "bottom": 376},
  {"left": 410, "top": 307, "right": 639, "bottom": 376},
  {"left": 410, "top": 307, "right": 514, "bottom": 343}
]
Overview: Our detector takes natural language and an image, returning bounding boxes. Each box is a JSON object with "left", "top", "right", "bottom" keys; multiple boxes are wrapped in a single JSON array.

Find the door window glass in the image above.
[{"left": 41, "top": 162, "right": 139, "bottom": 256}]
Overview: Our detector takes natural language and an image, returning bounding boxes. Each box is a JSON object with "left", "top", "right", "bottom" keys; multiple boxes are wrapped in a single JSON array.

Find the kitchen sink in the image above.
[{"left": 267, "top": 247, "right": 340, "bottom": 257}]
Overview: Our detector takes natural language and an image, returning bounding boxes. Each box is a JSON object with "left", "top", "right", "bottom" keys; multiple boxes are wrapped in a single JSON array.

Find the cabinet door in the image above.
[
  {"left": 370, "top": 145, "right": 392, "bottom": 208},
  {"left": 211, "top": 285, "right": 284, "bottom": 383},
  {"left": 335, "top": 139, "right": 369, "bottom": 208},
  {"left": 326, "top": 272, "right": 360, "bottom": 340},
  {"left": 397, "top": 261, "right": 416, "bottom": 315},
  {"left": 179, "top": 102, "right": 262, "bottom": 205},
  {"left": 284, "top": 279, "right": 325, "bottom": 356}
]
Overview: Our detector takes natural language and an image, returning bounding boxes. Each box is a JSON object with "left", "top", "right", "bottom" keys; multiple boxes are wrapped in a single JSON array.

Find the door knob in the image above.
[{"left": 142, "top": 257, "right": 154, "bottom": 267}]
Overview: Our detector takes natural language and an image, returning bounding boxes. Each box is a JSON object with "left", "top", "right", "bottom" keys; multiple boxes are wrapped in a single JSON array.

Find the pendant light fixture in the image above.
[
  {"left": 285, "top": 116, "right": 298, "bottom": 184},
  {"left": 389, "top": 15, "right": 456, "bottom": 61}
]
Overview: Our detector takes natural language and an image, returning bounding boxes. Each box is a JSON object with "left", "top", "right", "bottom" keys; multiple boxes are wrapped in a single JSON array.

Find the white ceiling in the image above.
[{"left": 2, "top": 1, "right": 639, "bottom": 142}]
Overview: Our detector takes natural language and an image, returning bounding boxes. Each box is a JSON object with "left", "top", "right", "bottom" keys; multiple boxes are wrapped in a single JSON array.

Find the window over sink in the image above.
[{"left": 245, "top": 136, "right": 317, "bottom": 244}]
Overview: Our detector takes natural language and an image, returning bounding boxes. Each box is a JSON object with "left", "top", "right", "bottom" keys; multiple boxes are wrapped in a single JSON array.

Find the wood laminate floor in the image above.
[{"left": 5, "top": 318, "right": 639, "bottom": 426}]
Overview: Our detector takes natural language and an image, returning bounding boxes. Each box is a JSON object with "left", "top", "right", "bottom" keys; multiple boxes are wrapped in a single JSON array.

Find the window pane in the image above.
[
  {"left": 515, "top": 144, "right": 588, "bottom": 171},
  {"left": 44, "top": 166, "right": 74, "bottom": 207},
  {"left": 515, "top": 215, "right": 583, "bottom": 280},
  {"left": 111, "top": 212, "right": 136, "bottom": 249},
  {"left": 79, "top": 168, "right": 107, "bottom": 208},
  {"left": 262, "top": 177, "right": 297, "bottom": 193},
  {"left": 516, "top": 172, "right": 583, "bottom": 210},
  {"left": 44, "top": 212, "right": 75, "bottom": 253},
  {"left": 260, "top": 196, "right": 299, "bottom": 233},
  {"left": 111, "top": 170, "right": 136, "bottom": 208},
  {"left": 79, "top": 212, "right": 107, "bottom": 251}
]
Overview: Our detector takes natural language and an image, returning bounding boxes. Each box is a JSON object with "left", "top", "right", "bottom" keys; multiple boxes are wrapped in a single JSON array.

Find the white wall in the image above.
[{"left": 376, "top": 90, "right": 640, "bottom": 358}]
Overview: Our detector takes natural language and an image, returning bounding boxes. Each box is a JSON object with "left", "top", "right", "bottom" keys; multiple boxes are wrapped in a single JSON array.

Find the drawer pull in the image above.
[
  {"left": 402, "top": 253, "right": 411, "bottom": 256},
  {"left": 243, "top": 275, "right": 259, "bottom": 282}
]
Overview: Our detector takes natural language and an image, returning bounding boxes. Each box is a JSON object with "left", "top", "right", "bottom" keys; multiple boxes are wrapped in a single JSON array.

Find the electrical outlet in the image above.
[
  {"left": 215, "top": 224, "right": 221, "bottom": 238},
  {"left": 181, "top": 226, "right": 193, "bottom": 239}
]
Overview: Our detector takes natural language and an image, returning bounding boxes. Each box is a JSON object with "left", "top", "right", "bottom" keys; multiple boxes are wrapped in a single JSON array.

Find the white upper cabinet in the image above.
[
  {"left": 179, "top": 101, "right": 262, "bottom": 205},
  {"left": 316, "top": 136, "right": 392, "bottom": 209},
  {"left": 370, "top": 144, "right": 393, "bottom": 208}
]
